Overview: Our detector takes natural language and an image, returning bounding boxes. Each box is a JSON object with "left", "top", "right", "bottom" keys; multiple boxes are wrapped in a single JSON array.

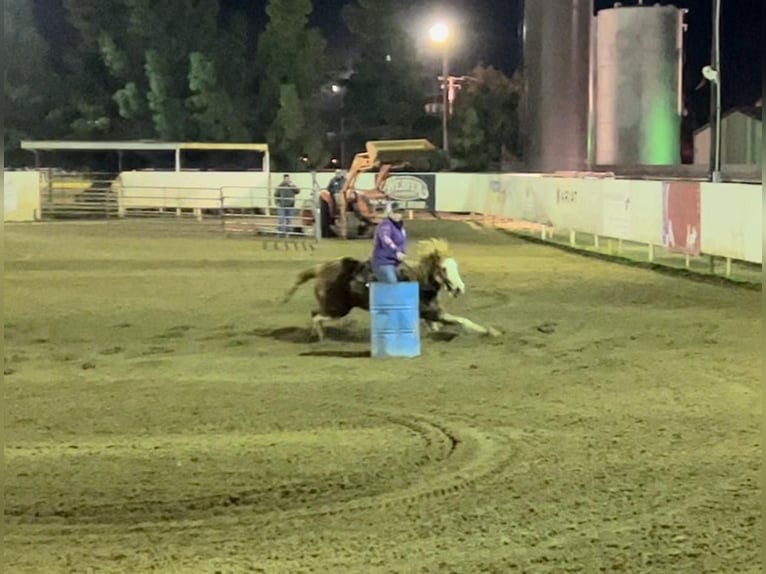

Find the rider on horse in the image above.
[{"left": 371, "top": 201, "right": 408, "bottom": 283}]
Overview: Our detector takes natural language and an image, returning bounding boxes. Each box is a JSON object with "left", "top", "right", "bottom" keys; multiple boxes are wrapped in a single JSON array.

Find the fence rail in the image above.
[
  {"left": 37, "top": 170, "right": 322, "bottom": 243},
  {"left": 40, "top": 171, "right": 120, "bottom": 219}
]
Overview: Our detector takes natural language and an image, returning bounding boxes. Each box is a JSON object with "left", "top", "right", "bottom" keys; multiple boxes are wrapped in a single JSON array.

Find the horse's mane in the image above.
[
  {"left": 401, "top": 238, "right": 450, "bottom": 284},
  {"left": 416, "top": 238, "right": 450, "bottom": 261}
]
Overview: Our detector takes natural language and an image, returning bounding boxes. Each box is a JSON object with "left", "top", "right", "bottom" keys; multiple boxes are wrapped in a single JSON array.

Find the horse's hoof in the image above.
[{"left": 487, "top": 327, "right": 502, "bottom": 338}]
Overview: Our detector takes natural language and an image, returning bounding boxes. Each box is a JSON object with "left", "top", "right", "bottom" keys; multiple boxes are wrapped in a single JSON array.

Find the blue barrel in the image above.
[{"left": 369, "top": 282, "right": 421, "bottom": 358}]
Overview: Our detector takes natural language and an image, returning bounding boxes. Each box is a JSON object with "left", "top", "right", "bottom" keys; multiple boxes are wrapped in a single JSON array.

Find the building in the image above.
[{"left": 693, "top": 101, "right": 762, "bottom": 167}]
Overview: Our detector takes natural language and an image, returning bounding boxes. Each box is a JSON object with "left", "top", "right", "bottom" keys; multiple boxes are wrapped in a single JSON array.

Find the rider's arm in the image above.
[
  {"left": 379, "top": 225, "right": 405, "bottom": 258},
  {"left": 379, "top": 226, "right": 398, "bottom": 249}
]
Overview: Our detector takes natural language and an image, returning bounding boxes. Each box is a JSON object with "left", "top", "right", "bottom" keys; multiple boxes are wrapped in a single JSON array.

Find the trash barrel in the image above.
[{"left": 369, "top": 282, "right": 421, "bottom": 358}]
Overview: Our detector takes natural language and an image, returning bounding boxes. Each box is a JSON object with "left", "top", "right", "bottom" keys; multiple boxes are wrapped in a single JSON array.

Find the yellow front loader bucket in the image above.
[{"left": 364, "top": 139, "right": 438, "bottom": 166}]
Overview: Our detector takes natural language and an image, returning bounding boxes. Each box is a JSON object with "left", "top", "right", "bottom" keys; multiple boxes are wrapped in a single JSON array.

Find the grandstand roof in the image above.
[
  {"left": 20, "top": 140, "right": 270, "bottom": 171},
  {"left": 20, "top": 140, "right": 269, "bottom": 152}
]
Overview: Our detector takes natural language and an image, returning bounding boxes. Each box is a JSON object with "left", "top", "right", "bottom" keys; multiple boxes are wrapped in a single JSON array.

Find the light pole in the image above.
[
  {"left": 705, "top": 0, "right": 722, "bottom": 182},
  {"left": 330, "top": 83, "right": 347, "bottom": 167},
  {"left": 429, "top": 22, "right": 450, "bottom": 155}
]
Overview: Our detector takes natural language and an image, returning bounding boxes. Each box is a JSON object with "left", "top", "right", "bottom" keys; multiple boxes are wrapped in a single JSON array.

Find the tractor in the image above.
[{"left": 311, "top": 139, "right": 438, "bottom": 239}]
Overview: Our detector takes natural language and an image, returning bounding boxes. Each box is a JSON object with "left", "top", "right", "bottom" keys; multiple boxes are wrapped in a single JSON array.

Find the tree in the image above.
[
  {"left": 61, "top": 0, "right": 250, "bottom": 141},
  {"left": 449, "top": 66, "right": 524, "bottom": 171},
  {"left": 187, "top": 52, "right": 250, "bottom": 141},
  {"left": 341, "top": 0, "right": 431, "bottom": 148},
  {"left": 61, "top": 0, "right": 143, "bottom": 138},
  {"left": 254, "top": 0, "right": 330, "bottom": 168},
  {"left": 451, "top": 107, "right": 489, "bottom": 169},
  {"left": 267, "top": 84, "right": 306, "bottom": 169},
  {"left": 3, "top": 0, "right": 62, "bottom": 162}
]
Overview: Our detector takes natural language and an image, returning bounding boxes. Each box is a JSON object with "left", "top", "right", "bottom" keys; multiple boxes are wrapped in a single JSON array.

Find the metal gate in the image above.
[
  {"left": 39, "top": 170, "right": 120, "bottom": 219},
  {"left": 35, "top": 170, "right": 322, "bottom": 245}
]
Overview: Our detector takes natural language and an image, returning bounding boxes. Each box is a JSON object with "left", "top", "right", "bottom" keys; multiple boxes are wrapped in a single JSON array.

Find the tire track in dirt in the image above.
[{"left": 6, "top": 408, "right": 518, "bottom": 538}]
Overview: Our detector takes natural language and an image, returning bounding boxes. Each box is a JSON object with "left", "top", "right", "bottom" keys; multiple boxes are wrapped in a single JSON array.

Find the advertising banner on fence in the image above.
[
  {"left": 383, "top": 173, "right": 436, "bottom": 211},
  {"left": 662, "top": 181, "right": 701, "bottom": 255}
]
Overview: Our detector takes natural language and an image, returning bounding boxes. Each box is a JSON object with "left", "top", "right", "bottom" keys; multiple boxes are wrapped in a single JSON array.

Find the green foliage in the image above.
[
  {"left": 60, "top": 0, "right": 139, "bottom": 137},
  {"left": 186, "top": 53, "right": 251, "bottom": 142},
  {"left": 267, "top": 84, "right": 331, "bottom": 170},
  {"left": 144, "top": 49, "right": 187, "bottom": 140},
  {"left": 113, "top": 82, "right": 144, "bottom": 120},
  {"left": 255, "top": 0, "right": 330, "bottom": 168},
  {"left": 8, "top": 0, "right": 526, "bottom": 171},
  {"left": 341, "top": 0, "right": 431, "bottom": 148},
  {"left": 57, "top": 0, "right": 250, "bottom": 141},
  {"left": 3, "top": 0, "right": 62, "bottom": 160},
  {"left": 451, "top": 107, "right": 489, "bottom": 169},
  {"left": 449, "top": 66, "right": 524, "bottom": 171}
]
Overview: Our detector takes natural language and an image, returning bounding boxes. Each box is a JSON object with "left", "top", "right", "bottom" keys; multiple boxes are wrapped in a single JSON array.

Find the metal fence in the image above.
[
  {"left": 39, "top": 171, "right": 120, "bottom": 219},
  {"left": 38, "top": 170, "right": 322, "bottom": 243}
]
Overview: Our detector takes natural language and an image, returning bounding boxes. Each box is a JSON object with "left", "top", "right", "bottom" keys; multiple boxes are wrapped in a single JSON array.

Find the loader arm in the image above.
[{"left": 337, "top": 139, "right": 437, "bottom": 238}]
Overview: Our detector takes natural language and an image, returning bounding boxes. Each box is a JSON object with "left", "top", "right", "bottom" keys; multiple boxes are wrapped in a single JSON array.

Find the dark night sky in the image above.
[{"left": 34, "top": 0, "right": 762, "bottom": 124}]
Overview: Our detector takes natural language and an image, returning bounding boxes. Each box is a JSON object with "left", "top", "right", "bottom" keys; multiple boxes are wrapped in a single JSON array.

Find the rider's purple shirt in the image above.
[{"left": 372, "top": 217, "right": 407, "bottom": 266}]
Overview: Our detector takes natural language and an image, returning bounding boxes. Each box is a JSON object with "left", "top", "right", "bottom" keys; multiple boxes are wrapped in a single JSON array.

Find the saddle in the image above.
[{"left": 351, "top": 259, "right": 375, "bottom": 288}]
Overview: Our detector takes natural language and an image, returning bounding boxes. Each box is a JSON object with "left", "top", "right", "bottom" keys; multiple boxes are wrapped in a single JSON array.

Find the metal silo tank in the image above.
[
  {"left": 522, "top": 0, "right": 592, "bottom": 172},
  {"left": 594, "top": 4, "right": 686, "bottom": 166}
]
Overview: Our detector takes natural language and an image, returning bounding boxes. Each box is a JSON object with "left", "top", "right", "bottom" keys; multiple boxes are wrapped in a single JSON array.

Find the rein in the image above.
[{"left": 398, "top": 258, "right": 439, "bottom": 290}]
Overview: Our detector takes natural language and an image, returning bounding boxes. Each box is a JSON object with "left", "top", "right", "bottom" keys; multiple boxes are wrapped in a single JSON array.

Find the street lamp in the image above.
[{"left": 429, "top": 22, "right": 450, "bottom": 155}]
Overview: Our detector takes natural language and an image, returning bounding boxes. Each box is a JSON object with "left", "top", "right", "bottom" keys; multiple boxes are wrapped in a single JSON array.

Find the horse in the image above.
[{"left": 281, "top": 238, "right": 502, "bottom": 341}]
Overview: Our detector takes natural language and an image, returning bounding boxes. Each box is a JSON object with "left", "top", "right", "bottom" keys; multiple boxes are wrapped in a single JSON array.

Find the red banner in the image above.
[{"left": 662, "top": 181, "right": 701, "bottom": 255}]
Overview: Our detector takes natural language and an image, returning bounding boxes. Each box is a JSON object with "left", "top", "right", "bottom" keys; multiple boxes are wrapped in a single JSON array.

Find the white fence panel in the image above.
[{"left": 700, "top": 183, "right": 762, "bottom": 264}]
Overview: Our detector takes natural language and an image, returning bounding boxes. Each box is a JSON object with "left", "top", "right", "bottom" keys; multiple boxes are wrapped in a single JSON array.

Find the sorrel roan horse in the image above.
[{"left": 282, "top": 239, "right": 501, "bottom": 341}]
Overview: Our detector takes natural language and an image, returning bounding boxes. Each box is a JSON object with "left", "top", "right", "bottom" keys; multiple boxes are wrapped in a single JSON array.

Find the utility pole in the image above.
[
  {"left": 441, "top": 50, "right": 449, "bottom": 155},
  {"left": 340, "top": 117, "right": 347, "bottom": 167},
  {"left": 708, "top": 0, "right": 722, "bottom": 182}
]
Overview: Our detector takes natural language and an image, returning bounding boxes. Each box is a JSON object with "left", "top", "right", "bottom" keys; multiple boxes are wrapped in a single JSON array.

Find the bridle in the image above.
[{"left": 401, "top": 256, "right": 461, "bottom": 297}]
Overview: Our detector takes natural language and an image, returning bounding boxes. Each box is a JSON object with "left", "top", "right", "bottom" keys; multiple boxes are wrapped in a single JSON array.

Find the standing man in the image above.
[
  {"left": 371, "top": 202, "right": 408, "bottom": 283},
  {"left": 274, "top": 174, "right": 298, "bottom": 237},
  {"left": 327, "top": 169, "right": 347, "bottom": 216}
]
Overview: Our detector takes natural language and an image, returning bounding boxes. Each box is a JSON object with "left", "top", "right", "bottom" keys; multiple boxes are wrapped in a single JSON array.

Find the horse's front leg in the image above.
[{"left": 438, "top": 312, "right": 501, "bottom": 337}]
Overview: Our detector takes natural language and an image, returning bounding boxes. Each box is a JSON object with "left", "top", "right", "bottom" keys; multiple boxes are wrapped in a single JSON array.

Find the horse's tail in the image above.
[{"left": 282, "top": 265, "right": 320, "bottom": 303}]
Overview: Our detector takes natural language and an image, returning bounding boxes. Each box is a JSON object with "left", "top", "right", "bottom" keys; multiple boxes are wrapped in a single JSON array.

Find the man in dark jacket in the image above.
[
  {"left": 327, "top": 169, "right": 346, "bottom": 217},
  {"left": 371, "top": 202, "right": 408, "bottom": 282},
  {"left": 274, "top": 174, "right": 298, "bottom": 236}
]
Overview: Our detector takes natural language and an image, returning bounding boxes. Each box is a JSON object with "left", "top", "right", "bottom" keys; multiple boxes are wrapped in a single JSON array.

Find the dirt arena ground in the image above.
[{"left": 4, "top": 221, "right": 761, "bottom": 573}]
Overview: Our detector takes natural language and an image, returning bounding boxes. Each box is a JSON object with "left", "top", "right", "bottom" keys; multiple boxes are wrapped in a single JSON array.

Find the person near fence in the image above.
[
  {"left": 371, "top": 202, "right": 408, "bottom": 283},
  {"left": 327, "top": 169, "right": 347, "bottom": 218},
  {"left": 274, "top": 174, "right": 298, "bottom": 236}
]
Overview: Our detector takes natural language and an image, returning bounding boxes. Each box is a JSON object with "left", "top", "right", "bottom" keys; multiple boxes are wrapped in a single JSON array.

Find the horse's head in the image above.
[{"left": 416, "top": 239, "right": 465, "bottom": 297}]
